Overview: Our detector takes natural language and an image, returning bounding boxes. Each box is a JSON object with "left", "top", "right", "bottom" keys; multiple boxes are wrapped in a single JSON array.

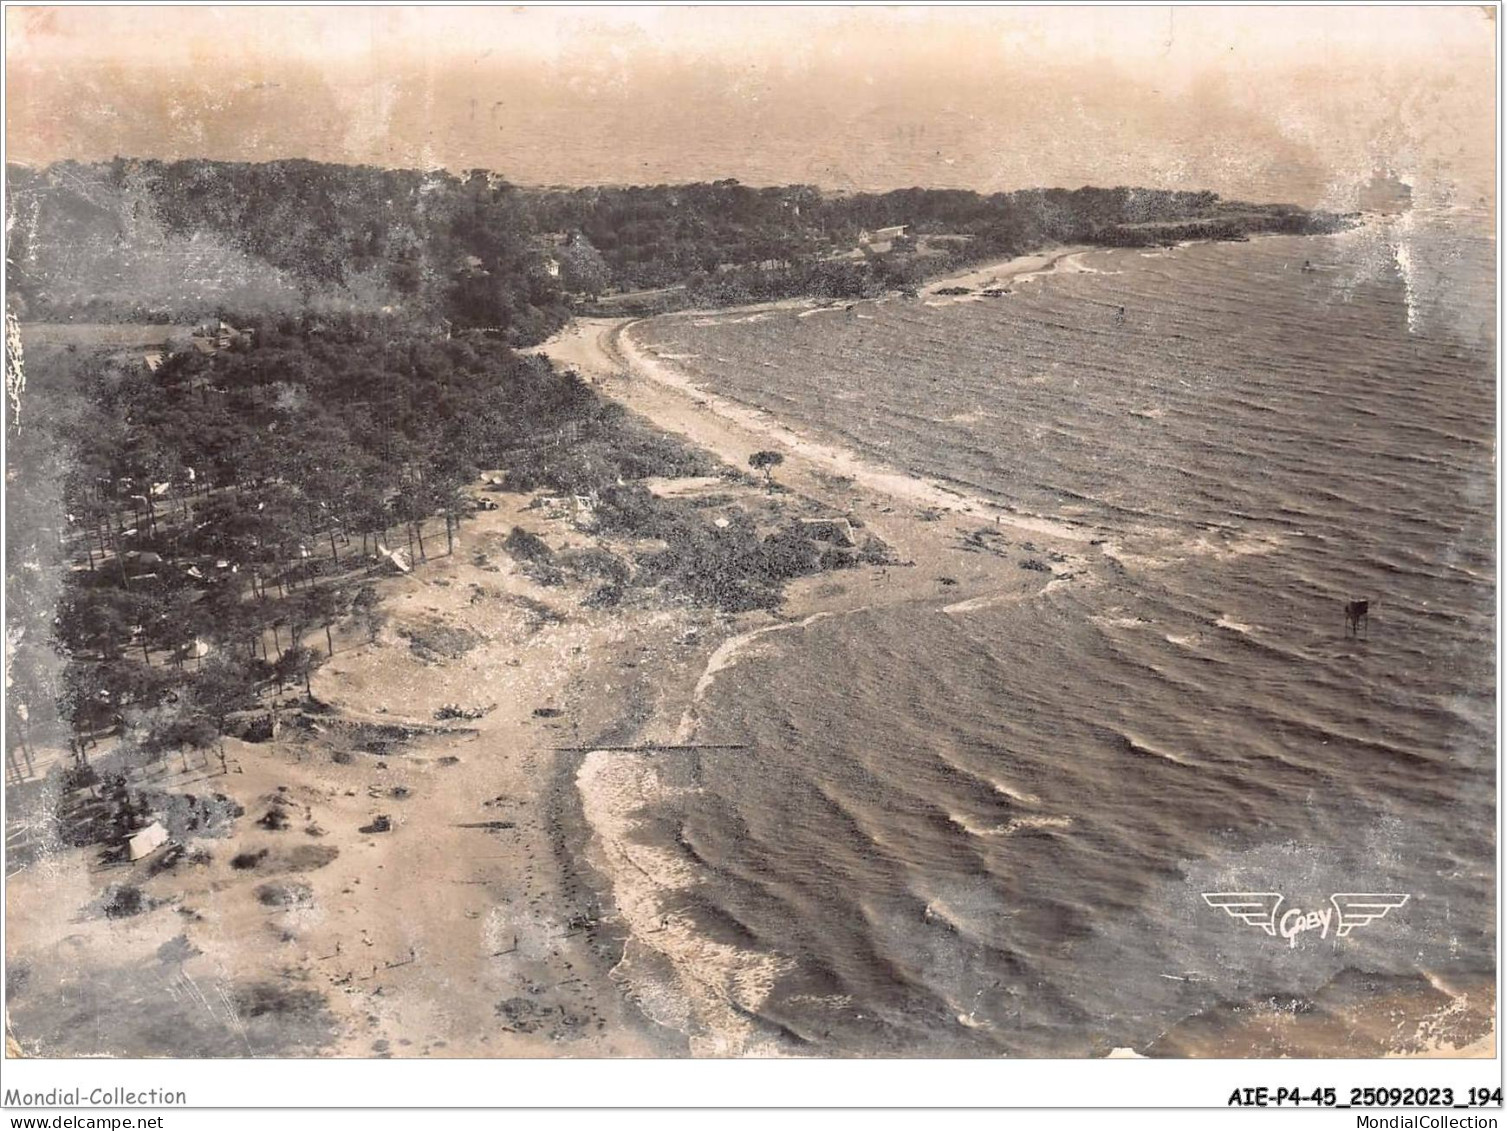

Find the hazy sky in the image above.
[{"left": 6, "top": 5, "right": 1497, "bottom": 207}]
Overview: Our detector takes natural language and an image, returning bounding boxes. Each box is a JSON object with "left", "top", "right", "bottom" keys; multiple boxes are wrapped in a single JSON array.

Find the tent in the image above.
[{"left": 127, "top": 822, "right": 169, "bottom": 861}]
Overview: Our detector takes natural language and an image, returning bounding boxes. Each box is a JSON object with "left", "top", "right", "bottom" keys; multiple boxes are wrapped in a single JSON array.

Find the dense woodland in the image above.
[
  {"left": 8, "top": 160, "right": 1349, "bottom": 332},
  {"left": 6, "top": 316, "right": 716, "bottom": 773}
]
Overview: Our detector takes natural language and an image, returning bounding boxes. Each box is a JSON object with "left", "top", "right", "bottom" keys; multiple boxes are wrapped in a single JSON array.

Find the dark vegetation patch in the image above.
[
  {"left": 156, "top": 934, "right": 202, "bottom": 965},
  {"left": 434, "top": 703, "right": 494, "bottom": 721},
  {"left": 147, "top": 844, "right": 211, "bottom": 875},
  {"left": 254, "top": 880, "right": 313, "bottom": 908},
  {"left": 231, "top": 848, "right": 270, "bottom": 870},
  {"left": 494, "top": 995, "right": 590, "bottom": 1039},
  {"left": 559, "top": 546, "right": 631, "bottom": 583},
  {"left": 514, "top": 595, "right": 566, "bottom": 631},
  {"left": 232, "top": 845, "right": 337, "bottom": 873},
  {"left": 5, "top": 963, "right": 30, "bottom": 1002},
  {"left": 88, "top": 883, "right": 159, "bottom": 920},
  {"left": 399, "top": 620, "right": 482, "bottom": 664},
  {"left": 582, "top": 583, "right": 626, "bottom": 608},
  {"left": 231, "top": 981, "right": 336, "bottom": 1038},
  {"left": 282, "top": 844, "right": 340, "bottom": 870},
  {"left": 6, "top": 961, "right": 338, "bottom": 1057},
  {"left": 503, "top": 527, "right": 553, "bottom": 563},
  {"left": 586, "top": 487, "right": 893, "bottom": 611},
  {"left": 503, "top": 529, "right": 568, "bottom": 586}
]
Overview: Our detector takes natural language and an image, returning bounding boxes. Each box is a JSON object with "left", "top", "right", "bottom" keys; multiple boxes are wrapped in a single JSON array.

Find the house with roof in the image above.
[{"left": 858, "top": 224, "right": 909, "bottom": 253}]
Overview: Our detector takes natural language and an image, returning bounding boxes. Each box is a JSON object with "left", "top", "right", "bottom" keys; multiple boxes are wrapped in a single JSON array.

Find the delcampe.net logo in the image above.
[{"left": 1201, "top": 892, "right": 1410, "bottom": 948}]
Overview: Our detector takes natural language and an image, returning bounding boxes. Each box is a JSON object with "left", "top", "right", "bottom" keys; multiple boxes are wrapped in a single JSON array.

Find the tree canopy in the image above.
[{"left": 7, "top": 159, "right": 1348, "bottom": 328}]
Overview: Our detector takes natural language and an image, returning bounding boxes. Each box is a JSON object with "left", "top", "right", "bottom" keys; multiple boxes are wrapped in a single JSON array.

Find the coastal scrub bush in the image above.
[
  {"left": 398, "top": 621, "right": 482, "bottom": 664},
  {"left": 503, "top": 528, "right": 553, "bottom": 563},
  {"left": 561, "top": 547, "right": 632, "bottom": 584},
  {"left": 748, "top": 450, "right": 785, "bottom": 492},
  {"left": 761, "top": 528, "right": 822, "bottom": 580},
  {"left": 96, "top": 884, "right": 150, "bottom": 919},
  {"left": 254, "top": 881, "right": 312, "bottom": 908}
]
